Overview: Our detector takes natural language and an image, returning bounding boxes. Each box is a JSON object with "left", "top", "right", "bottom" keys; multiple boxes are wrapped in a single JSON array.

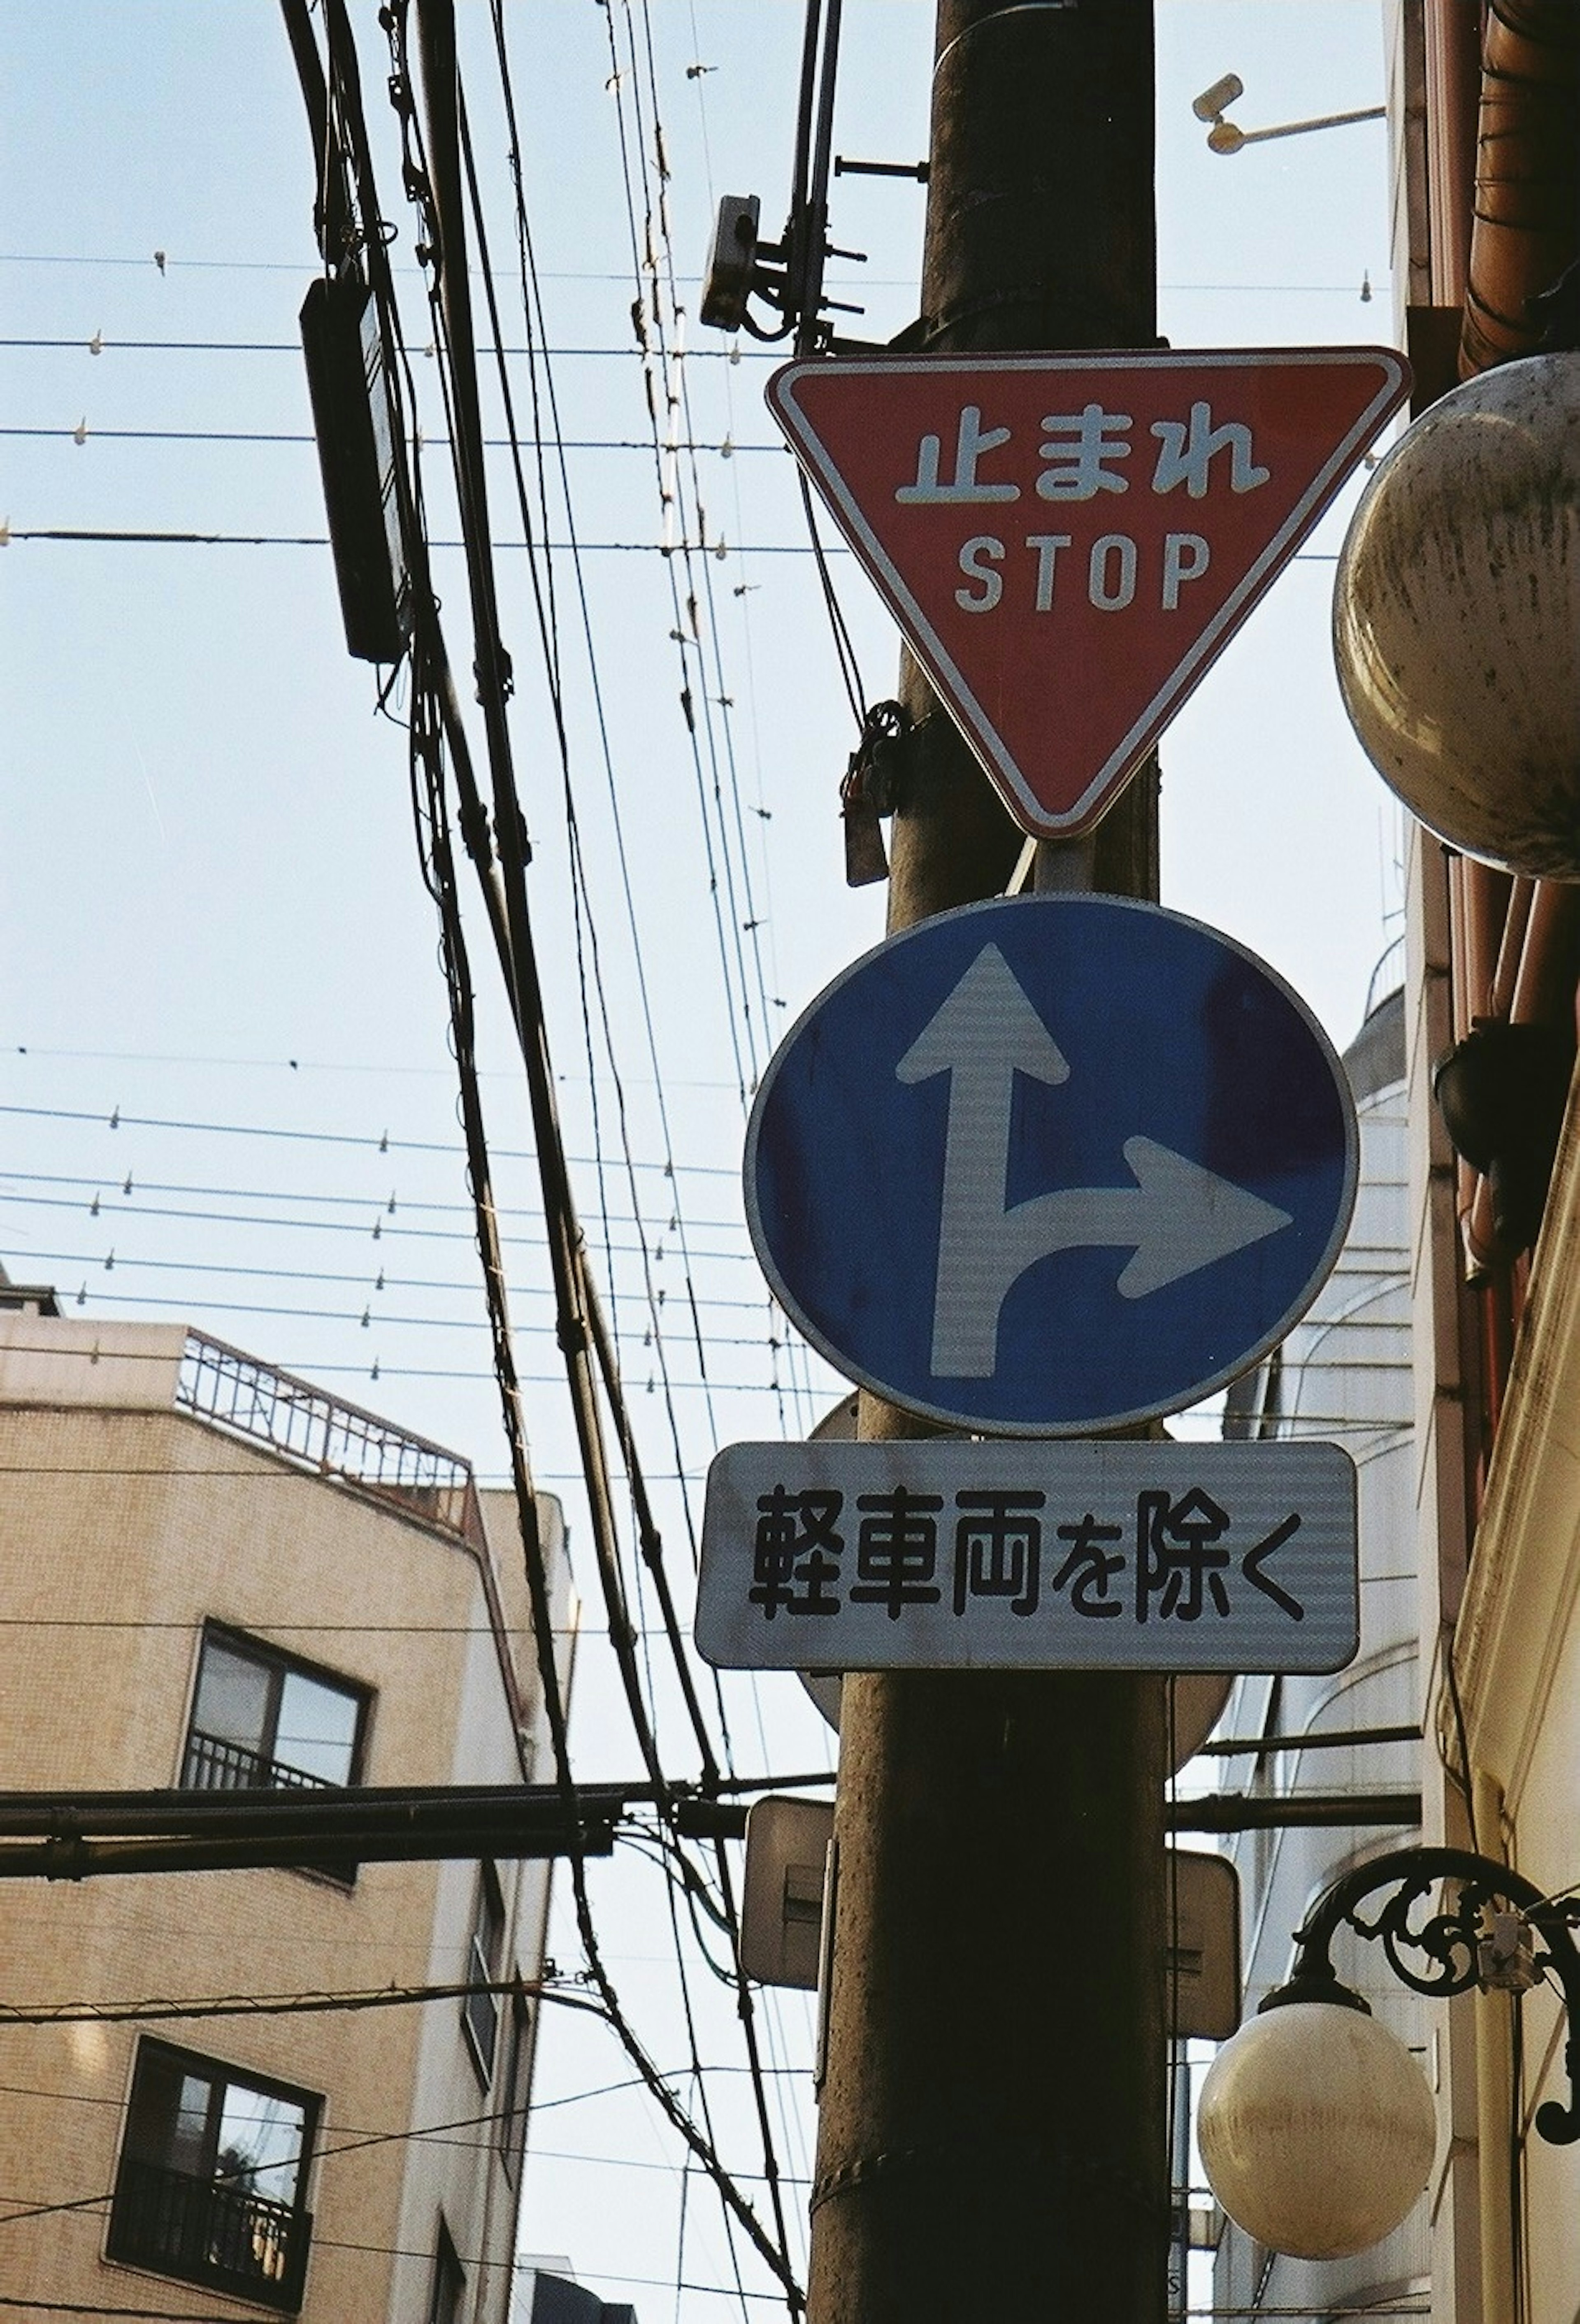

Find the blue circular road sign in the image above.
[{"left": 745, "top": 893, "right": 1358, "bottom": 1434}]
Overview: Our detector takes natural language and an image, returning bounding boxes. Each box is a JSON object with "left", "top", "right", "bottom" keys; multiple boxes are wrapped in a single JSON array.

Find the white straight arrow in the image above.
[{"left": 897, "top": 944, "right": 1294, "bottom": 1378}]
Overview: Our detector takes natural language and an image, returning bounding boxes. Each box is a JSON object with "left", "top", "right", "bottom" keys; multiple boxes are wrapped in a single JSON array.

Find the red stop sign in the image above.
[{"left": 769, "top": 349, "right": 1410, "bottom": 839}]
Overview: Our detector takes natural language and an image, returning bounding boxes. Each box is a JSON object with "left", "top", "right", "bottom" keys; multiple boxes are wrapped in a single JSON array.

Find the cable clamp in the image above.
[
  {"left": 840, "top": 700, "right": 910, "bottom": 887},
  {"left": 457, "top": 792, "right": 492, "bottom": 868},
  {"left": 493, "top": 801, "right": 532, "bottom": 869}
]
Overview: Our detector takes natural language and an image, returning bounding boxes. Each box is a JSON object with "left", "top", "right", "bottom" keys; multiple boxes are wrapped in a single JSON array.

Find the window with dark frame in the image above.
[
  {"left": 427, "top": 2217, "right": 465, "bottom": 2324},
  {"left": 462, "top": 1860, "right": 506, "bottom": 2081},
  {"left": 497, "top": 1988, "right": 532, "bottom": 2180},
  {"left": 107, "top": 2038, "right": 318, "bottom": 2313},
  {"left": 182, "top": 1624, "right": 368, "bottom": 1794}
]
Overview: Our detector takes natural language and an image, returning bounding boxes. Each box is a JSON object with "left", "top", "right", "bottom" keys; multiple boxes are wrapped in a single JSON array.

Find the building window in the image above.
[
  {"left": 497, "top": 1990, "right": 532, "bottom": 2180},
  {"left": 427, "top": 2219, "right": 465, "bottom": 2324},
  {"left": 182, "top": 1625, "right": 367, "bottom": 1794},
  {"left": 462, "top": 1861, "right": 506, "bottom": 2081},
  {"left": 107, "top": 2039, "right": 318, "bottom": 2312}
]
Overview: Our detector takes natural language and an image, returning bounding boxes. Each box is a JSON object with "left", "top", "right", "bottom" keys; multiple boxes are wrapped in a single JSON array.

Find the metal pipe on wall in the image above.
[{"left": 1444, "top": 0, "right": 1579, "bottom": 1289}]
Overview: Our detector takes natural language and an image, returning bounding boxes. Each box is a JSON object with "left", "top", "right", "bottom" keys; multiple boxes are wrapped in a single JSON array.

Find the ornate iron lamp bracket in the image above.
[{"left": 1268, "top": 1845, "right": 1580, "bottom": 2145}]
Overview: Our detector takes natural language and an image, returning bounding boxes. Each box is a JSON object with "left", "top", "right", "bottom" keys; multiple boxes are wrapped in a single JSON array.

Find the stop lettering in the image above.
[{"left": 954, "top": 529, "right": 1212, "bottom": 616}]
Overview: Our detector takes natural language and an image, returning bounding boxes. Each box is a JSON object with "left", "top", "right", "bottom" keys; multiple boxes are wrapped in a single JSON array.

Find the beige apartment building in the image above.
[{"left": 0, "top": 1297, "right": 573, "bottom": 2323}]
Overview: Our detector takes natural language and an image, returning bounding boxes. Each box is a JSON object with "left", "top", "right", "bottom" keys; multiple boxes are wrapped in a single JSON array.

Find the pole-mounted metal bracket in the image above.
[
  {"left": 840, "top": 701, "right": 912, "bottom": 885},
  {"left": 1260, "top": 1844, "right": 1580, "bottom": 2145}
]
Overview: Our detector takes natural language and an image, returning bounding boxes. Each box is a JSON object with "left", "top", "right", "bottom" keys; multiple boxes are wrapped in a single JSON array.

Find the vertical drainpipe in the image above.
[
  {"left": 1459, "top": 0, "right": 1580, "bottom": 377},
  {"left": 1472, "top": 1768, "right": 1518, "bottom": 2324},
  {"left": 1424, "top": 0, "right": 1481, "bottom": 309},
  {"left": 1449, "top": 0, "right": 1580, "bottom": 1297}
]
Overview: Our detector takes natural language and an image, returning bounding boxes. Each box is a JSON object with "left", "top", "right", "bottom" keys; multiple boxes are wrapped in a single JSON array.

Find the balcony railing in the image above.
[
  {"left": 107, "top": 2155, "right": 311, "bottom": 2312},
  {"left": 180, "top": 1730, "right": 335, "bottom": 1795},
  {"left": 176, "top": 1330, "right": 484, "bottom": 1545}
]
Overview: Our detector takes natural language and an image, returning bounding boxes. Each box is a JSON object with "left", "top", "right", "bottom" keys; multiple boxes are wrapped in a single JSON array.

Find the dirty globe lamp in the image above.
[
  {"left": 1197, "top": 1983, "right": 1435, "bottom": 2259},
  {"left": 1198, "top": 1846, "right": 1580, "bottom": 2260},
  {"left": 1334, "top": 351, "right": 1580, "bottom": 878}
]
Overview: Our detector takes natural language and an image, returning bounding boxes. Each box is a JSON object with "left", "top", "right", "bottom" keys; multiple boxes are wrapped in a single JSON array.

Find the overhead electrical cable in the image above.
[
  {"left": 451, "top": 46, "right": 733, "bottom": 1624},
  {"left": 0, "top": 424, "right": 778, "bottom": 453},
  {"left": 0, "top": 1185, "right": 757, "bottom": 1263},
  {"left": 278, "top": 3, "right": 802, "bottom": 2292},
  {"left": 600, "top": 19, "right": 805, "bottom": 2276},
  {"left": 667, "top": 0, "right": 827, "bottom": 1472},
  {"left": 463, "top": 5, "right": 750, "bottom": 1833},
  {"left": 624, "top": 0, "right": 781, "bottom": 1060},
  {"left": 13, "top": 1265, "right": 781, "bottom": 1352},
  {"left": 2, "top": 523, "right": 826, "bottom": 554},
  {"left": 0, "top": 1099, "right": 743, "bottom": 1172},
  {"left": 407, "top": 632, "right": 799, "bottom": 2298},
  {"left": 481, "top": 0, "right": 751, "bottom": 1508},
  {"left": 399, "top": 53, "right": 788, "bottom": 2288},
  {"left": 620, "top": 0, "right": 824, "bottom": 1445},
  {"left": 404, "top": 7, "right": 798, "bottom": 2290},
  {"left": 9, "top": 1239, "right": 768, "bottom": 1313},
  {"left": 437, "top": 42, "right": 785, "bottom": 2078},
  {"left": 393, "top": 0, "right": 680, "bottom": 1816},
  {"left": 619, "top": 7, "right": 821, "bottom": 2238},
  {"left": 478, "top": 41, "right": 811, "bottom": 2255},
  {"left": 271, "top": 4, "right": 811, "bottom": 2296},
  {"left": 0, "top": 331, "right": 776, "bottom": 356},
  {"left": 598, "top": 7, "right": 757, "bottom": 1111},
  {"left": 3, "top": 527, "right": 1347, "bottom": 567}
]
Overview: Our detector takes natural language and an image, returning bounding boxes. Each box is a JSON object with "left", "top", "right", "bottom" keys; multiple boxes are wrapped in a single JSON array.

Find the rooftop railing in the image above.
[{"left": 176, "top": 1330, "right": 483, "bottom": 1546}]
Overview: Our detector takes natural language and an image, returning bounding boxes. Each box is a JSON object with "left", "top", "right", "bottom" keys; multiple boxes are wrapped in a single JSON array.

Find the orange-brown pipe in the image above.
[
  {"left": 1487, "top": 876, "right": 1534, "bottom": 1019},
  {"left": 1464, "top": 883, "right": 1580, "bottom": 1267},
  {"left": 1448, "top": 0, "right": 1577, "bottom": 1277},
  {"left": 1459, "top": 0, "right": 1580, "bottom": 376},
  {"left": 1425, "top": 0, "right": 1484, "bottom": 306}
]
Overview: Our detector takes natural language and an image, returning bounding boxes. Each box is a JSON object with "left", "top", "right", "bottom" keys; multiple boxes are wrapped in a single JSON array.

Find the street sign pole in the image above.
[{"left": 804, "top": 7, "right": 1169, "bottom": 2321}]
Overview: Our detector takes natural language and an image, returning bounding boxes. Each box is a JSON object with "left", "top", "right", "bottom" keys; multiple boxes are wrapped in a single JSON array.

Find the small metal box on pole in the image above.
[{"left": 740, "top": 1795, "right": 836, "bottom": 1991}]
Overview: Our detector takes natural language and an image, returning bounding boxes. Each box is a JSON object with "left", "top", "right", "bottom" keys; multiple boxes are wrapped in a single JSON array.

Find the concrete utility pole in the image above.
[{"left": 807, "top": 5, "right": 1168, "bottom": 2319}]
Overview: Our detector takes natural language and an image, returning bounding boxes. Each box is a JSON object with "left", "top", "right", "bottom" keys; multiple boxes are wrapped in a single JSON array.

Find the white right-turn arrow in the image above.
[{"left": 897, "top": 944, "right": 1294, "bottom": 1378}]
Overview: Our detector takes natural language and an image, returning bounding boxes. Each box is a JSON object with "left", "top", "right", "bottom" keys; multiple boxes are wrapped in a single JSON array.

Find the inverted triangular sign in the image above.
[{"left": 769, "top": 349, "right": 1410, "bottom": 839}]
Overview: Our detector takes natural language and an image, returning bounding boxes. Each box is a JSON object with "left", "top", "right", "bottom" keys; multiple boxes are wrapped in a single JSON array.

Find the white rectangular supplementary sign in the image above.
[{"left": 695, "top": 1439, "right": 1357, "bottom": 1675}]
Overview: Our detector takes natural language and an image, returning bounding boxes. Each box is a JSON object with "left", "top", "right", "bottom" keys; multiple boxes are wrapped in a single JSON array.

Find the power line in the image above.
[
  {"left": 2, "top": 1046, "right": 757, "bottom": 1095},
  {"left": 604, "top": 18, "right": 811, "bottom": 2276},
  {"left": 5, "top": 525, "right": 828, "bottom": 553},
  {"left": 0, "top": 333, "right": 777, "bottom": 358},
  {"left": 9, "top": 1283, "right": 772, "bottom": 1350},
  {"left": 2, "top": 524, "right": 1345, "bottom": 565},
  {"left": 0, "top": 1100, "right": 741, "bottom": 1173},
  {"left": 0, "top": 1975, "right": 588, "bottom": 2033},
  {"left": 18, "top": 1253, "right": 775, "bottom": 1339},
  {"left": 0, "top": 425, "right": 784, "bottom": 453},
  {"left": 0, "top": 2302, "right": 261, "bottom": 2322},
  {"left": 0, "top": 1185, "right": 757, "bottom": 1261},
  {"left": 333, "top": 2, "right": 802, "bottom": 2289},
  {"left": 0, "top": 2070, "right": 813, "bottom": 2180}
]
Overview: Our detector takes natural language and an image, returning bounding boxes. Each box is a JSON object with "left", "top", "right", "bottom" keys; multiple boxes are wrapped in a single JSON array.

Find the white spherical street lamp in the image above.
[{"left": 1197, "top": 1992, "right": 1435, "bottom": 2259}]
